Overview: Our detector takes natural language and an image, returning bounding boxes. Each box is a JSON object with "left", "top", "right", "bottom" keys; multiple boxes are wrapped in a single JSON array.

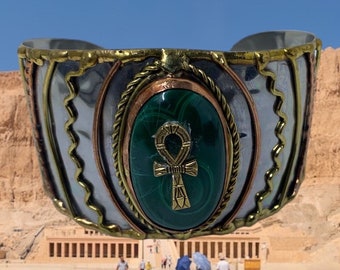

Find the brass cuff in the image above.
[{"left": 18, "top": 31, "right": 321, "bottom": 239}]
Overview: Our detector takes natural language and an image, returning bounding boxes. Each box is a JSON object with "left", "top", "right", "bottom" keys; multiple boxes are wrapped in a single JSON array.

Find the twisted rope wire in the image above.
[
  {"left": 183, "top": 62, "right": 240, "bottom": 230},
  {"left": 112, "top": 58, "right": 240, "bottom": 238}
]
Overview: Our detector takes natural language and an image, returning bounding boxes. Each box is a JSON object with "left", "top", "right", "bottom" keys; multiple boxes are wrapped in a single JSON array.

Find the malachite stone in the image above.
[{"left": 129, "top": 88, "right": 226, "bottom": 230}]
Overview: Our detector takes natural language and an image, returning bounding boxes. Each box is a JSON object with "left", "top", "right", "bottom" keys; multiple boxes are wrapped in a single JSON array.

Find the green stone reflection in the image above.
[{"left": 129, "top": 89, "right": 226, "bottom": 230}]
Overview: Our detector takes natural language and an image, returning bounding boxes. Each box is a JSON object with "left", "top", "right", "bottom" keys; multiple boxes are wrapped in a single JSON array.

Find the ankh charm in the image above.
[{"left": 153, "top": 122, "right": 198, "bottom": 210}]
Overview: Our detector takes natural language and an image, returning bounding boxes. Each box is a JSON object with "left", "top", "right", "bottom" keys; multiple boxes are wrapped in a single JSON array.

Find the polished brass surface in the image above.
[{"left": 153, "top": 122, "right": 198, "bottom": 210}]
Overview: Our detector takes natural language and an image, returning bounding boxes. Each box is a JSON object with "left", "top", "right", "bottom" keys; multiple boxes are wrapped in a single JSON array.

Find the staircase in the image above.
[{"left": 142, "top": 239, "right": 179, "bottom": 269}]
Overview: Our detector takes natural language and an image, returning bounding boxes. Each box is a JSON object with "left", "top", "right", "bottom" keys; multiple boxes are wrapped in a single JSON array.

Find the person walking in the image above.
[
  {"left": 140, "top": 259, "right": 146, "bottom": 270},
  {"left": 117, "top": 256, "right": 129, "bottom": 270},
  {"left": 161, "top": 257, "right": 167, "bottom": 269},
  {"left": 216, "top": 253, "right": 230, "bottom": 270},
  {"left": 146, "top": 260, "right": 152, "bottom": 270},
  {"left": 167, "top": 255, "right": 172, "bottom": 269}
]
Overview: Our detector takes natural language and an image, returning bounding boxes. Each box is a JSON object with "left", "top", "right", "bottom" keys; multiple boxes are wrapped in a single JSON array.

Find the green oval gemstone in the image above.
[{"left": 129, "top": 89, "right": 226, "bottom": 230}]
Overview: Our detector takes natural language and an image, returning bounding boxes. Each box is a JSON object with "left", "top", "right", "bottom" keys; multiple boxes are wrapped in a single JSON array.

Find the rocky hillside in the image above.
[{"left": 0, "top": 49, "right": 339, "bottom": 263}]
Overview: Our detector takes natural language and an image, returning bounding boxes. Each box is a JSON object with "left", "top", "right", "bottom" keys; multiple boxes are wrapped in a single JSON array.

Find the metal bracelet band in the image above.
[{"left": 18, "top": 31, "right": 322, "bottom": 239}]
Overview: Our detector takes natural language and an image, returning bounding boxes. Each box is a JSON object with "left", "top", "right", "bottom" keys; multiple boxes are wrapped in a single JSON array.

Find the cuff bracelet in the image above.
[{"left": 18, "top": 31, "right": 321, "bottom": 239}]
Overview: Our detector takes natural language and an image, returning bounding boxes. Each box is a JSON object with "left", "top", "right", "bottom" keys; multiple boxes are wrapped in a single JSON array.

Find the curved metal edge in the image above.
[
  {"left": 17, "top": 38, "right": 321, "bottom": 67},
  {"left": 209, "top": 52, "right": 262, "bottom": 231},
  {"left": 92, "top": 60, "right": 146, "bottom": 238},
  {"left": 18, "top": 59, "right": 57, "bottom": 200}
]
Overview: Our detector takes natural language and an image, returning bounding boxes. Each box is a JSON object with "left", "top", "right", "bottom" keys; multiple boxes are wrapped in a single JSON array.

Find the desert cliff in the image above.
[{"left": 0, "top": 49, "right": 339, "bottom": 264}]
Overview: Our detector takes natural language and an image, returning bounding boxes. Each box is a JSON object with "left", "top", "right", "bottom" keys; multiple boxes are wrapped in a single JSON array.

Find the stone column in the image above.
[
  {"left": 84, "top": 243, "right": 88, "bottom": 258},
  {"left": 109, "top": 243, "right": 112, "bottom": 258},
  {"left": 245, "top": 241, "right": 248, "bottom": 258},
  {"left": 230, "top": 242, "right": 234, "bottom": 259}
]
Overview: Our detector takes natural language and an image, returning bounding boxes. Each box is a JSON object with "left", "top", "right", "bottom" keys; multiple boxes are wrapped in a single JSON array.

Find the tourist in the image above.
[
  {"left": 216, "top": 253, "right": 230, "bottom": 270},
  {"left": 167, "top": 255, "right": 172, "bottom": 269},
  {"left": 117, "top": 256, "right": 129, "bottom": 270},
  {"left": 146, "top": 260, "right": 152, "bottom": 270},
  {"left": 161, "top": 257, "right": 167, "bottom": 268},
  {"left": 140, "top": 259, "right": 145, "bottom": 270}
]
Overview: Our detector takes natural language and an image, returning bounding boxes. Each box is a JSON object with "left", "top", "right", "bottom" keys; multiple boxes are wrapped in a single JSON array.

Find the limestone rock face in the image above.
[
  {"left": 0, "top": 49, "right": 339, "bottom": 263},
  {"left": 308, "top": 48, "right": 340, "bottom": 178},
  {"left": 0, "top": 72, "right": 41, "bottom": 207},
  {"left": 0, "top": 71, "right": 69, "bottom": 259}
]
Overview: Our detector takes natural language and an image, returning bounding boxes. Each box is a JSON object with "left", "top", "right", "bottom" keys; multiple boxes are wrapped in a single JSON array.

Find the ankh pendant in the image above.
[{"left": 153, "top": 122, "right": 198, "bottom": 210}]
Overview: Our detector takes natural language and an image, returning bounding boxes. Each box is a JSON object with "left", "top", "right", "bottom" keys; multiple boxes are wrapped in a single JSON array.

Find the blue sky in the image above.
[{"left": 1, "top": 0, "right": 339, "bottom": 71}]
